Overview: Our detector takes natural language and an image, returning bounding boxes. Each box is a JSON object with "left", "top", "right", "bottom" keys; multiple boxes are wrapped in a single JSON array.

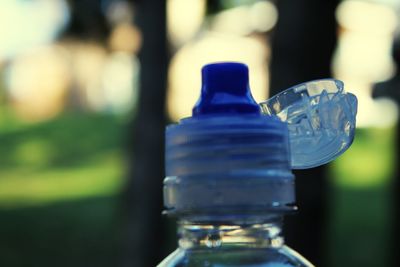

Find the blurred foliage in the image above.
[
  {"left": 0, "top": 112, "right": 126, "bottom": 266},
  {"left": 328, "top": 186, "right": 392, "bottom": 267},
  {"left": 332, "top": 127, "right": 395, "bottom": 188},
  {"left": 328, "top": 127, "right": 395, "bottom": 267},
  {"left": 0, "top": 196, "right": 121, "bottom": 267},
  {"left": 0, "top": 112, "right": 126, "bottom": 207}
]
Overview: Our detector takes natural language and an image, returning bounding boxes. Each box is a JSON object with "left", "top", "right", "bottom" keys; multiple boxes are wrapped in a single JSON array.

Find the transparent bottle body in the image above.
[
  {"left": 158, "top": 221, "right": 314, "bottom": 267},
  {"left": 159, "top": 246, "right": 313, "bottom": 267}
]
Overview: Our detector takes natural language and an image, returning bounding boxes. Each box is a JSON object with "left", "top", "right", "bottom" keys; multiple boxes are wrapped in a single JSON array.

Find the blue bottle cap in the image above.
[
  {"left": 163, "top": 63, "right": 357, "bottom": 219},
  {"left": 164, "top": 63, "right": 294, "bottom": 218}
]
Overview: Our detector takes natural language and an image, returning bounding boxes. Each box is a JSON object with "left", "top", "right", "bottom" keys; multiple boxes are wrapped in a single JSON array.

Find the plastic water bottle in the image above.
[{"left": 158, "top": 63, "right": 357, "bottom": 267}]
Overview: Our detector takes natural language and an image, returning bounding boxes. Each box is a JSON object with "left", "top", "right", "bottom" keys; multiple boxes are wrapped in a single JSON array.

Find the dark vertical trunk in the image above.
[
  {"left": 64, "top": 0, "right": 110, "bottom": 41},
  {"left": 269, "top": 0, "right": 339, "bottom": 265},
  {"left": 206, "top": 0, "right": 222, "bottom": 15},
  {"left": 123, "top": 0, "right": 169, "bottom": 266}
]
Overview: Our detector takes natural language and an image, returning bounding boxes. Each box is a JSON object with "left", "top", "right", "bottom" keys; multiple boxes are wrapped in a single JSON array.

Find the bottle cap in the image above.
[
  {"left": 164, "top": 63, "right": 294, "bottom": 218},
  {"left": 260, "top": 79, "right": 357, "bottom": 169},
  {"left": 163, "top": 63, "right": 358, "bottom": 218}
]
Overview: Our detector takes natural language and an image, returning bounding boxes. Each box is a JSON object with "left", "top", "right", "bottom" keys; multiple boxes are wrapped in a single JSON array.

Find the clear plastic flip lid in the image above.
[{"left": 260, "top": 79, "right": 358, "bottom": 169}]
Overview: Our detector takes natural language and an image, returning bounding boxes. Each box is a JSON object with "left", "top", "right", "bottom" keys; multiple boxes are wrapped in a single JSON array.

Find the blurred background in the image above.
[{"left": 0, "top": 0, "right": 399, "bottom": 266}]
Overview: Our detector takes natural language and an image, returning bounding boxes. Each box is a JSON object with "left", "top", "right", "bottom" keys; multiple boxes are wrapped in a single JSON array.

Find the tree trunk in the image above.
[
  {"left": 123, "top": 0, "right": 169, "bottom": 266},
  {"left": 269, "top": 0, "right": 339, "bottom": 265}
]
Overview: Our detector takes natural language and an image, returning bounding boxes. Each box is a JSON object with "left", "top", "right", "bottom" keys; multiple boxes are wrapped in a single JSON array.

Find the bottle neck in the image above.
[{"left": 177, "top": 216, "right": 284, "bottom": 250}]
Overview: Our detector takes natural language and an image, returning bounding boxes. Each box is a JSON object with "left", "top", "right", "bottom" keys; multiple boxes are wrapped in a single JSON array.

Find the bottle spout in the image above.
[{"left": 192, "top": 62, "right": 261, "bottom": 116}]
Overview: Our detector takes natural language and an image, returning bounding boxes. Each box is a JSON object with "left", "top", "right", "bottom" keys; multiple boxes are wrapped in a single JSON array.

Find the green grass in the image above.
[
  {"left": 327, "top": 185, "right": 392, "bottom": 267},
  {"left": 0, "top": 196, "right": 122, "bottom": 267},
  {"left": 328, "top": 127, "right": 395, "bottom": 267},
  {"left": 331, "top": 127, "right": 395, "bottom": 188},
  {"left": 0, "top": 112, "right": 129, "bottom": 266},
  {"left": 0, "top": 112, "right": 127, "bottom": 207},
  {"left": 0, "top": 158, "right": 124, "bottom": 207}
]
